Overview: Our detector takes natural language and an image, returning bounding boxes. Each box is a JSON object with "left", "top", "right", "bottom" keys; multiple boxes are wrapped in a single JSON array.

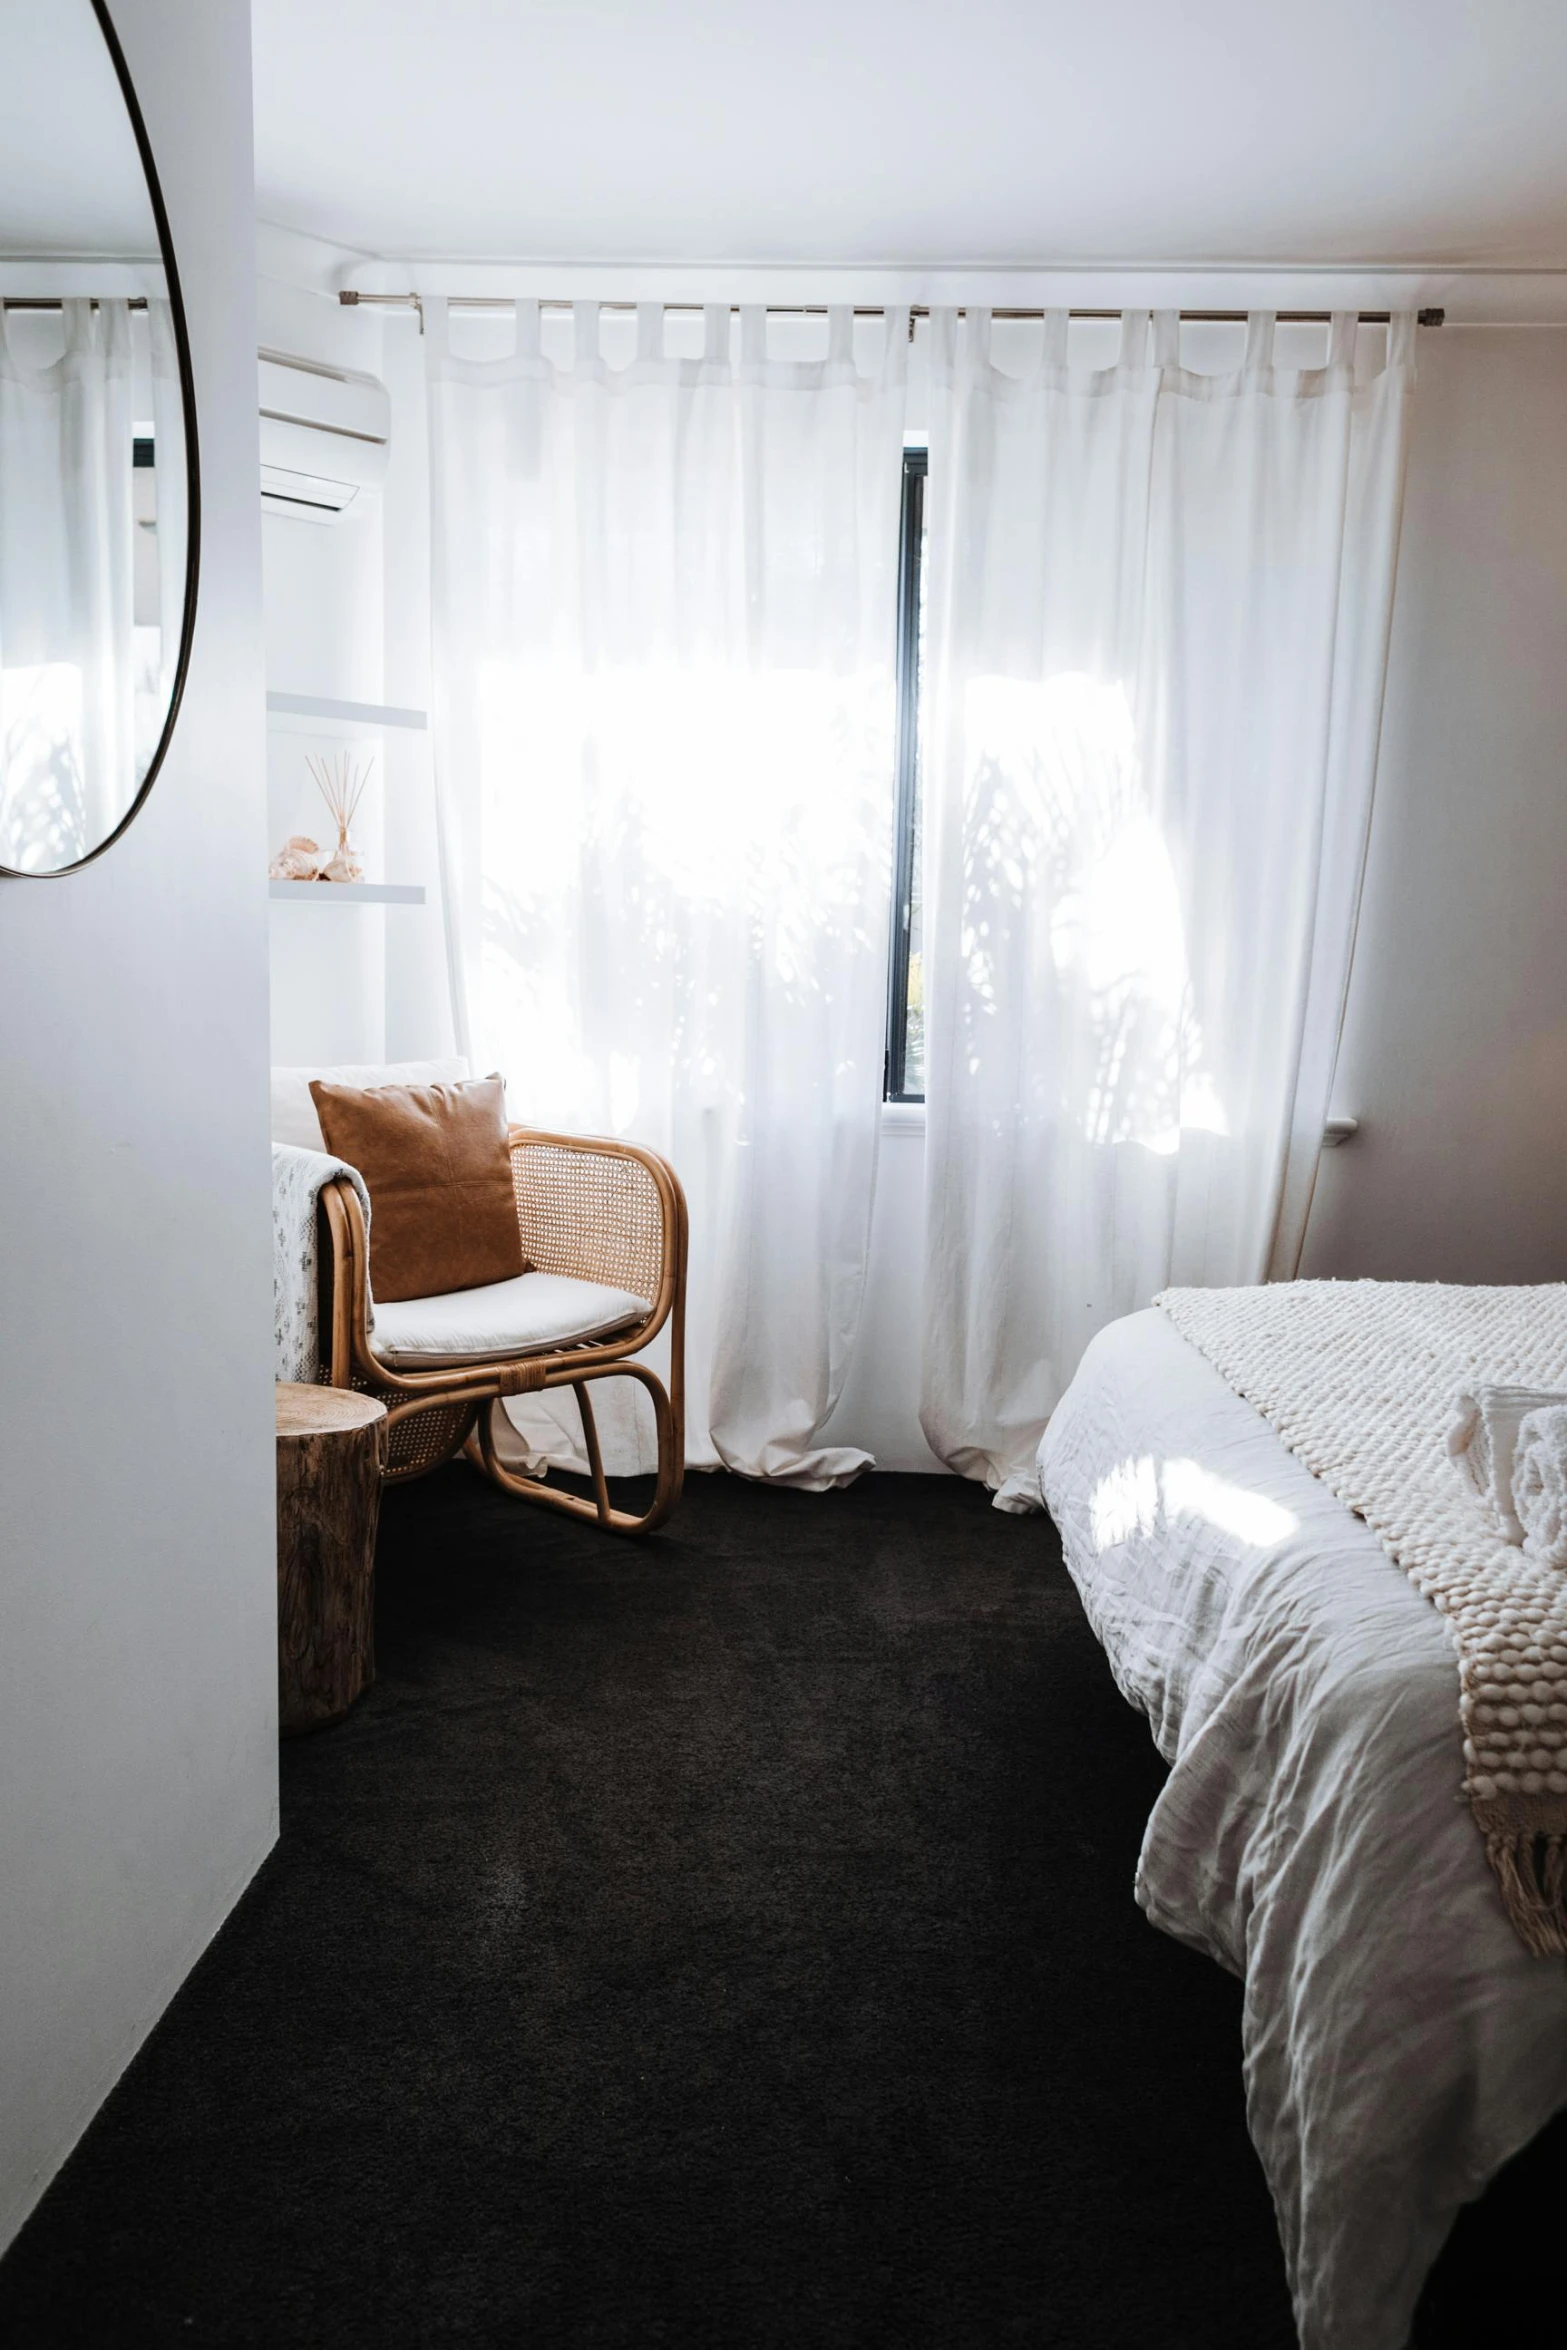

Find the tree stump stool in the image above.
[{"left": 276, "top": 1383, "right": 387, "bottom": 1734}]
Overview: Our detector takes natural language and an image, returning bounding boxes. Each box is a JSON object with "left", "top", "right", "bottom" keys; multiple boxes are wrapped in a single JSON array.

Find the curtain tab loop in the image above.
[
  {"left": 963, "top": 306, "right": 993, "bottom": 368},
  {"left": 1387, "top": 311, "right": 1416, "bottom": 371},
  {"left": 572, "top": 300, "right": 599, "bottom": 370},
  {"left": 513, "top": 298, "right": 540, "bottom": 362},
  {"left": 1244, "top": 311, "right": 1276, "bottom": 374},
  {"left": 1118, "top": 310, "right": 1150, "bottom": 369},
  {"left": 1327, "top": 310, "right": 1355, "bottom": 370},
  {"left": 1152, "top": 310, "right": 1180, "bottom": 370},
  {"left": 102, "top": 296, "right": 132, "bottom": 365},
  {"left": 635, "top": 302, "right": 662, "bottom": 364},
  {"left": 826, "top": 304, "right": 853, "bottom": 368},
  {"left": 929, "top": 307, "right": 958, "bottom": 374},
  {"left": 1042, "top": 308, "right": 1069, "bottom": 368},
  {"left": 702, "top": 303, "right": 728, "bottom": 365},
  {"left": 881, "top": 305, "right": 910, "bottom": 382},
  {"left": 147, "top": 292, "right": 176, "bottom": 376}
]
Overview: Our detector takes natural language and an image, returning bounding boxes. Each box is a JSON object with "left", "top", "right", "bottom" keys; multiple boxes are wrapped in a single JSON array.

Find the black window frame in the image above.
[{"left": 885, "top": 444, "right": 927, "bottom": 1103}]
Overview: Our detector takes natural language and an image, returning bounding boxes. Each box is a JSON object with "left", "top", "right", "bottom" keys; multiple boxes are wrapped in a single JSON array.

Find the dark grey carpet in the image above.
[{"left": 0, "top": 1467, "right": 1559, "bottom": 2347}]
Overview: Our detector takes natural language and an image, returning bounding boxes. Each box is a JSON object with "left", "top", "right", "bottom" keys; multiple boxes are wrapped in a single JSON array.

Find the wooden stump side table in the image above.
[{"left": 275, "top": 1382, "right": 387, "bottom": 1735}]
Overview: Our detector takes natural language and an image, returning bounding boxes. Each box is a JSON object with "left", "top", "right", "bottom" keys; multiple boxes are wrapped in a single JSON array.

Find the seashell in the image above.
[
  {"left": 321, "top": 842, "right": 365, "bottom": 884},
  {"left": 269, "top": 834, "right": 324, "bottom": 880}
]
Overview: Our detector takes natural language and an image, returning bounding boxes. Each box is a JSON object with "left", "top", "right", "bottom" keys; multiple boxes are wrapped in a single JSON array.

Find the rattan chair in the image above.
[{"left": 316, "top": 1125, "right": 688, "bottom": 1537}]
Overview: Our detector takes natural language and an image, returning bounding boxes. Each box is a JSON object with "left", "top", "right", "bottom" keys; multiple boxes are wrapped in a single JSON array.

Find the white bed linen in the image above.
[{"left": 1037, "top": 1308, "right": 1567, "bottom": 2350}]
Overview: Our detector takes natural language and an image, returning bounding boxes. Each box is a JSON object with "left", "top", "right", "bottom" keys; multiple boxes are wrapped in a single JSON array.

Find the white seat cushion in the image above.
[
  {"left": 371, "top": 1270, "right": 650, "bottom": 1368},
  {"left": 271, "top": 1058, "right": 472, "bottom": 1151}
]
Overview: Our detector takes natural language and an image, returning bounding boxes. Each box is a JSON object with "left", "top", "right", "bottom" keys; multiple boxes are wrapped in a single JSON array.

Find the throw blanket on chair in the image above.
[
  {"left": 1159, "top": 1280, "right": 1567, "bottom": 1957},
  {"left": 272, "top": 1143, "right": 373, "bottom": 1383}
]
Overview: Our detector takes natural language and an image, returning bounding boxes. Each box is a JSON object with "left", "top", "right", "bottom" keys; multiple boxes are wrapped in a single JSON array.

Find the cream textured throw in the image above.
[
  {"left": 272, "top": 1142, "right": 373, "bottom": 1383},
  {"left": 1158, "top": 1279, "right": 1567, "bottom": 1957}
]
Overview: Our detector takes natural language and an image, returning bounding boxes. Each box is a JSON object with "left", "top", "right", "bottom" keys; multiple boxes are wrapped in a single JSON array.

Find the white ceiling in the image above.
[
  {"left": 0, "top": 0, "right": 158, "bottom": 260},
  {"left": 251, "top": 0, "right": 1567, "bottom": 269}
]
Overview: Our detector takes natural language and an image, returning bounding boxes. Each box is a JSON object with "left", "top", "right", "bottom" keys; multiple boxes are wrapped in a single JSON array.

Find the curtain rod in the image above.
[
  {"left": 2, "top": 296, "right": 149, "bottom": 310},
  {"left": 1, "top": 298, "right": 149, "bottom": 312},
  {"left": 338, "top": 292, "right": 1444, "bottom": 329}
]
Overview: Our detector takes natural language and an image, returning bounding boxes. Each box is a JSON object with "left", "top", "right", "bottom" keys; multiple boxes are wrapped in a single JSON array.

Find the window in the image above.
[{"left": 885, "top": 445, "right": 927, "bottom": 1101}]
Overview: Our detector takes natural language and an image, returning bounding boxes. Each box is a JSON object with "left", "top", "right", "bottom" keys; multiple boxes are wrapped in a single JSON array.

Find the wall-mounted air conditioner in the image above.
[{"left": 258, "top": 348, "right": 390, "bottom": 522}]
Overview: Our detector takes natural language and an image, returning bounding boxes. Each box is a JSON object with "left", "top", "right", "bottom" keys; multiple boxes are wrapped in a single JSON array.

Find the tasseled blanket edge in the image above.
[{"left": 1475, "top": 1798, "right": 1567, "bottom": 1958}]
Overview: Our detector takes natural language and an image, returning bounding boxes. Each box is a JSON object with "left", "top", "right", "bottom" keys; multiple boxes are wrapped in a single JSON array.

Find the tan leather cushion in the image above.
[
  {"left": 271, "top": 1058, "right": 470, "bottom": 1150},
  {"left": 309, "top": 1075, "right": 525, "bottom": 1304}
]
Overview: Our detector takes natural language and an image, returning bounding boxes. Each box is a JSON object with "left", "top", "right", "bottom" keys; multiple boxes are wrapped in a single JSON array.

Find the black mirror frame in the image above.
[{"left": 0, "top": 0, "right": 202, "bottom": 881}]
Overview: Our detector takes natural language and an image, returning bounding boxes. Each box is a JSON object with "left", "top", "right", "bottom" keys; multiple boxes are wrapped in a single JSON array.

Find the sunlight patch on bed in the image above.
[
  {"left": 1091, "top": 1453, "right": 1297, "bottom": 1551},
  {"left": 1162, "top": 1458, "right": 1298, "bottom": 1547},
  {"left": 1090, "top": 1453, "right": 1161, "bottom": 1547}
]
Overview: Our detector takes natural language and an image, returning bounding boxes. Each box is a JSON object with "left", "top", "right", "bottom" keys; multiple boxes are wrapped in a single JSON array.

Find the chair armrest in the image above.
[
  {"left": 317, "top": 1174, "right": 362, "bottom": 1385},
  {"left": 507, "top": 1126, "right": 686, "bottom": 1333}
]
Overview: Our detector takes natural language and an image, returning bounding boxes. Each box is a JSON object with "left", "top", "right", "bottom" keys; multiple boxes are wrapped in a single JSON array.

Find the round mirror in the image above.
[{"left": 0, "top": 0, "right": 197, "bottom": 878}]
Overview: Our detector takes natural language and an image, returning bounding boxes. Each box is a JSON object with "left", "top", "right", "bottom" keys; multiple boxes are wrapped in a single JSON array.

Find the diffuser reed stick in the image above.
[{"left": 306, "top": 751, "right": 374, "bottom": 882}]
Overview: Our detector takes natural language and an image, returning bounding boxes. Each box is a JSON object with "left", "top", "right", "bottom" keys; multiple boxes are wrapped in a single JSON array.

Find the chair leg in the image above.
[
  {"left": 574, "top": 1383, "right": 615, "bottom": 1528},
  {"left": 475, "top": 1366, "right": 683, "bottom": 1537}
]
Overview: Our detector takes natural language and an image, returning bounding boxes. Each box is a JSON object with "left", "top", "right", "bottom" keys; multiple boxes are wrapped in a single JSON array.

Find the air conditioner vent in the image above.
[{"left": 258, "top": 349, "right": 389, "bottom": 522}]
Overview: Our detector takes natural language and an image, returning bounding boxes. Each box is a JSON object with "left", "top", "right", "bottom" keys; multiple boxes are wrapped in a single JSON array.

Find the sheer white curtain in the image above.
[
  {"left": 0, "top": 297, "right": 136, "bottom": 870},
  {"left": 427, "top": 299, "right": 908, "bottom": 1484},
  {"left": 919, "top": 308, "right": 1415, "bottom": 1507}
]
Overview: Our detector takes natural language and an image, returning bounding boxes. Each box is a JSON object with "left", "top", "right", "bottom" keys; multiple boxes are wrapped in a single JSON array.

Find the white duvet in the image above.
[{"left": 1037, "top": 1308, "right": 1567, "bottom": 2350}]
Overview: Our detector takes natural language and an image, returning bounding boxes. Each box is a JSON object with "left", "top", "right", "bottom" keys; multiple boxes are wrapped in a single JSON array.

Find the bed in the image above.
[{"left": 1037, "top": 1305, "right": 1567, "bottom": 2350}]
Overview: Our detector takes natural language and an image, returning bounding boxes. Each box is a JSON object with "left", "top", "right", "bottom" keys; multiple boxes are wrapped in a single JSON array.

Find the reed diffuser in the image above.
[{"left": 307, "top": 751, "right": 373, "bottom": 883}]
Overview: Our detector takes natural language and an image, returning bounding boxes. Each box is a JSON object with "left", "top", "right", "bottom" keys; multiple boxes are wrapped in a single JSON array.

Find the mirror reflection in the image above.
[{"left": 0, "top": 0, "right": 192, "bottom": 876}]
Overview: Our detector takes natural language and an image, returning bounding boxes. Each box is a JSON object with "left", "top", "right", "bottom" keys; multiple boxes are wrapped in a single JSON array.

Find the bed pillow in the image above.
[{"left": 309, "top": 1074, "right": 524, "bottom": 1304}]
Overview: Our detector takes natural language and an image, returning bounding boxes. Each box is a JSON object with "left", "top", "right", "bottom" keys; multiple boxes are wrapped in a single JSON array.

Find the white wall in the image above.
[
  {"left": 0, "top": 0, "right": 275, "bottom": 2255},
  {"left": 257, "top": 257, "right": 395, "bottom": 1064},
  {"left": 379, "top": 308, "right": 455, "bottom": 1063},
  {"left": 1303, "top": 326, "right": 1567, "bottom": 1283}
]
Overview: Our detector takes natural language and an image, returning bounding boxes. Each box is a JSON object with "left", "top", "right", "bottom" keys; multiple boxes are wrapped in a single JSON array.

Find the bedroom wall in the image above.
[
  {"left": 0, "top": 0, "right": 275, "bottom": 2256},
  {"left": 1301, "top": 325, "right": 1567, "bottom": 1284},
  {"left": 257, "top": 242, "right": 392, "bottom": 1063}
]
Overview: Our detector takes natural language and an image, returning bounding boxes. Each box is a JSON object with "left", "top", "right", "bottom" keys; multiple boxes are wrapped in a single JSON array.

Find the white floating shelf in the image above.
[
  {"left": 269, "top": 880, "right": 426, "bottom": 905},
  {"left": 266, "top": 691, "right": 428, "bottom": 733}
]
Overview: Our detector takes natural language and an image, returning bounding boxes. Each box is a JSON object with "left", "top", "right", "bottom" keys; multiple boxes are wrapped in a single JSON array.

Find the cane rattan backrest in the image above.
[{"left": 509, "top": 1135, "right": 665, "bottom": 1303}]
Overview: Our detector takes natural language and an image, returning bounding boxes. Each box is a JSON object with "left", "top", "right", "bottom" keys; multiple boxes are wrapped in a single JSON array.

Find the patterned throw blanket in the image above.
[
  {"left": 1159, "top": 1279, "right": 1567, "bottom": 1957},
  {"left": 272, "top": 1143, "right": 373, "bottom": 1383}
]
